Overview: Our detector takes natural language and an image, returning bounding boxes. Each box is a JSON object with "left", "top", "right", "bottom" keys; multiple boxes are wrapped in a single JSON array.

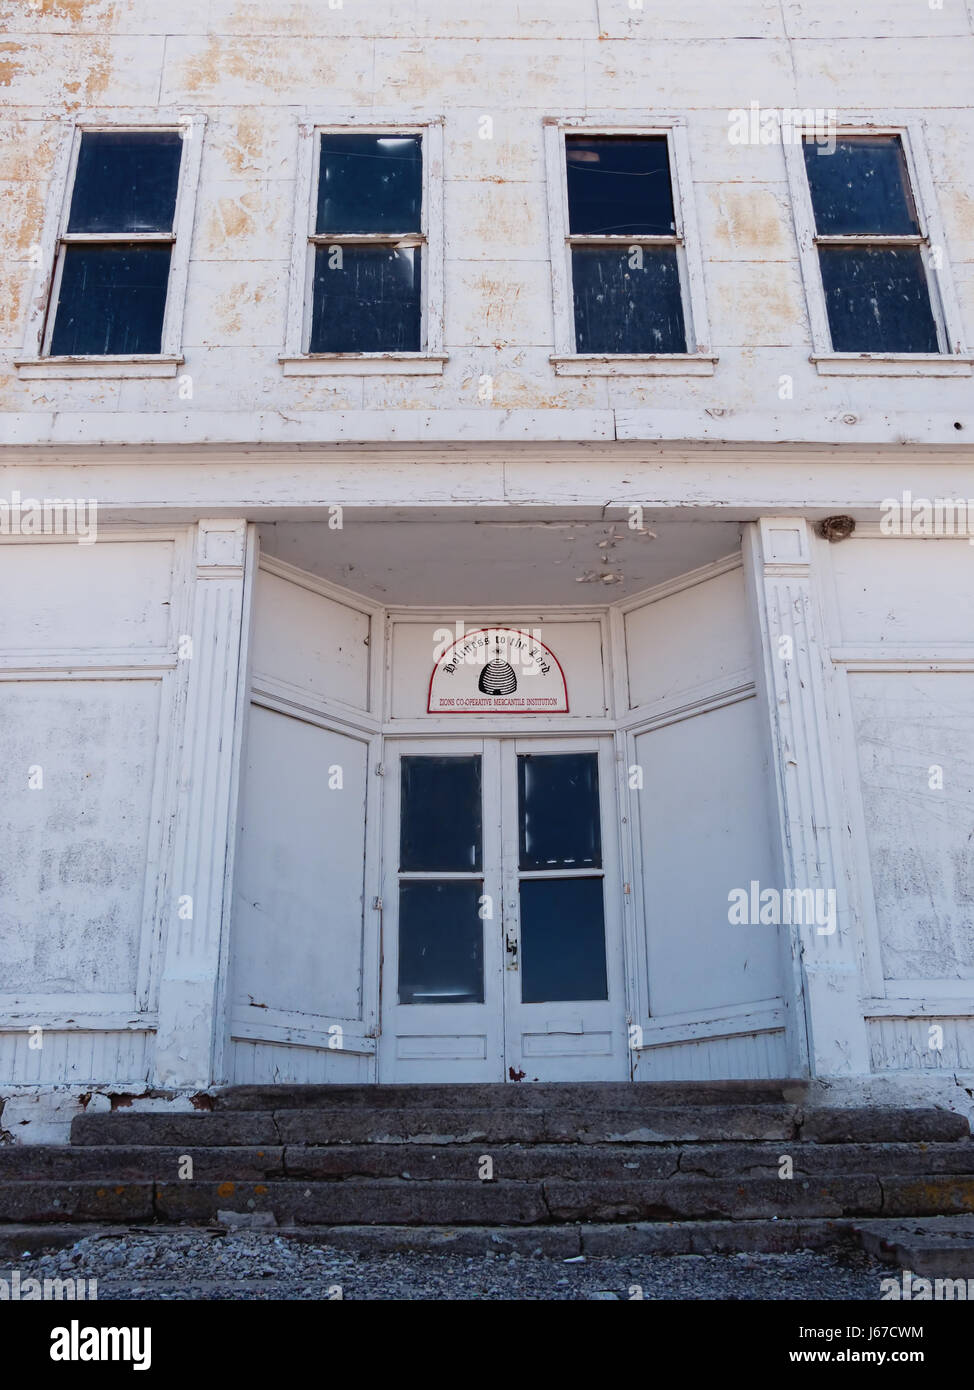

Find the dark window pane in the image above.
[
  {"left": 399, "top": 880, "right": 484, "bottom": 1005},
  {"left": 518, "top": 753, "right": 601, "bottom": 870},
  {"left": 49, "top": 243, "right": 171, "bottom": 355},
  {"left": 400, "top": 756, "right": 482, "bottom": 872},
  {"left": 819, "top": 245, "right": 939, "bottom": 353},
  {"left": 520, "top": 877, "right": 608, "bottom": 1003},
  {"left": 803, "top": 136, "right": 919, "bottom": 236},
  {"left": 310, "top": 244, "right": 421, "bottom": 352},
  {"left": 566, "top": 136, "right": 675, "bottom": 236},
  {"left": 572, "top": 245, "right": 686, "bottom": 354},
  {"left": 316, "top": 134, "right": 422, "bottom": 234},
  {"left": 68, "top": 131, "right": 182, "bottom": 234}
]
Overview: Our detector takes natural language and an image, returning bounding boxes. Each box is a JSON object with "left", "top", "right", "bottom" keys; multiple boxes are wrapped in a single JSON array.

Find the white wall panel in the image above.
[
  {"left": 231, "top": 705, "right": 369, "bottom": 1021},
  {"left": 251, "top": 568, "right": 371, "bottom": 712},
  {"left": 849, "top": 670, "right": 974, "bottom": 982},
  {"left": 0, "top": 541, "right": 174, "bottom": 652},
  {"left": 230, "top": 1040, "right": 372, "bottom": 1085},
  {"left": 0, "top": 678, "right": 162, "bottom": 998},
  {"left": 868, "top": 1016, "right": 974, "bottom": 1071},
  {"left": 634, "top": 1029, "right": 789, "bottom": 1081},
  {"left": 831, "top": 539, "right": 974, "bottom": 647},
  {"left": 634, "top": 695, "right": 782, "bottom": 1016},
  {"left": 0, "top": 1028, "right": 153, "bottom": 1086},
  {"left": 625, "top": 566, "right": 752, "bottom": 711}
]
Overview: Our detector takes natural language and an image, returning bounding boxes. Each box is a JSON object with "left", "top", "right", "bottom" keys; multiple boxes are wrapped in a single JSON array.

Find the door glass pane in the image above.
[
  {"left": 518, "top": 753, "right": 602, "bottom": 869},
  {"left": 398, "top": 880, "right": 484, "bottom": 1004},
  {"left": 519, "top": 877, "right": 608, "bottom": 1003},
  {"left": 50, "top": 244, "right": 172, "bottom": 356},
  {"left": 400, "top": 755, "right": 482, "bottom": 871},
  {"left": 818, "top": 245, "right": 939, "bottom": 353},
  {"left": 571, "top": 246, "right": 686, "bottom": 354}
]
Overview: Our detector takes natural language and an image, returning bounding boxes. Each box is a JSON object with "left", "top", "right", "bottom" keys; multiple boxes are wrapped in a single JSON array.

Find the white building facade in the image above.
[{"left": 1, "top": 0, "right": 972, "bottom": 1138}]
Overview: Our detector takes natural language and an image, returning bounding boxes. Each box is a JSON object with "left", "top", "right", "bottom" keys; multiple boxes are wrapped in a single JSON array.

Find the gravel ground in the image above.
[{"left": 10, "top": 1231, "right": 888, "bottom": 1300}]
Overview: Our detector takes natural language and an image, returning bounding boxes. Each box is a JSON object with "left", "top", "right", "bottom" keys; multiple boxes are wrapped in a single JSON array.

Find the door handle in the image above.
[{"left": 505, "top": 931, "right": 519, "bottom": 970}]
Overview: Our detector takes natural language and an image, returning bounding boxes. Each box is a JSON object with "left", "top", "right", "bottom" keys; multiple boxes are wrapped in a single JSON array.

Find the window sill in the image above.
[
  {"left": 811, "top": 353, "right": 974, "bottom": 377},
  {"left": 550, "top": 353, "right": 718, "bottom": 377},
  {"left": 280, "top": 353, "right": 448, "bottom": 377},
  {"left": 14, "top": 355, "right": 184, "bottom": 380}
]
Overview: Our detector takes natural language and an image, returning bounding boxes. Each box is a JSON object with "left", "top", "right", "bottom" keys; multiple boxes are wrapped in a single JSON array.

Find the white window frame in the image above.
[
  {"left": 544, "top": 116, "right": 716, "bottom": 376},
  {"left": 15, "top": 112, "right": 205, "bottom": 380},
  {"left": 784, "top": 118, "right": 973, "bottom": 377},
  {"left": 280, "top": 116, "right": 446, "bottom": 376}
]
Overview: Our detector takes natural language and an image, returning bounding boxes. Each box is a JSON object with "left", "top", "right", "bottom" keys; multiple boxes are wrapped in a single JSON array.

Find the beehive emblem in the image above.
[{"left": 479, "top": 659, "right": 518, "bottom": 696}]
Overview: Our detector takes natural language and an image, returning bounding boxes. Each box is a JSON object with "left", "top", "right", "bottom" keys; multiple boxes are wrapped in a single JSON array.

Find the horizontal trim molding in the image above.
[
  {"left": 280, "top": 354, "right": 447, "bottom": 376},
  {"left": 635, "top": 1001, "right": 786, "bottom": 1049},
  {"left": 15, "top": 356, "right": 184, "bottom": 380},
  {"left": 551, "top": 354, "right": 717, "bottom": 377},
  {"left": 230, "top": 1018, "right": 375, "bottom": 1056}
]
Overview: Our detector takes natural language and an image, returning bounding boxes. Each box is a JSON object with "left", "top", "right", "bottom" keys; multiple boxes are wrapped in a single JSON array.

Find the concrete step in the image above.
[
  {"left": 71, "top": 1112, "right": 281, "bottom": 1147},
  {"left": 137, "top": 1173, "right": 974, "bottom": 1225},
  {"left": 211, "top": 1080, "right": 805, "bottom": 1111},
  {"left": 0, "top": 1217, "right": 863, "bottom": 1261},
  {"left": 4, "top": 1138, "right": 972, "bottom": 1186},
  {"left": 0, "top": 1182, "right": 155, "bottom": 1224},
  {"left": 0, "top": 1145, "right": 285, "bottom": 1180},
  {"left": 674, "top": 1140, "right": 974, "bottom": 1179},
  {"left": 280, "top": 1139, "right": 974, "bottom": 1183},
  {"left": 72, "top": 1103, "right": 803, "bottom": 1147},
  {"left": 800, "top": 1107, "right": 969, "bottom": 1144},
  {"left": 855, "top": 1216, "right": 974, "bottom": 1278},
  {"left": 32, "top": 1085, "right": 972, "bottom": 1252},
  {"left": 9, "top": 1169, "right": 970, "bottom": 1226},
  {"left": 70, "top": 1101, "right": 967, "bottom": 1148},
  {"left": 877, "top": 1175, "right": 974, "bottom": 1217},
  {"left": 3, "top": 1139, "right": 972, "bottom": 1184},
  {"left": 540, "top": 1175, "right": 887, "bottom": 1222}
]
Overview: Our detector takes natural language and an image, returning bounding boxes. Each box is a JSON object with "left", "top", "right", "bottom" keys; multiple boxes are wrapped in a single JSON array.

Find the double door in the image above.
[{"left": 379, "top": 736, "right": 627, "bottom": 1081}]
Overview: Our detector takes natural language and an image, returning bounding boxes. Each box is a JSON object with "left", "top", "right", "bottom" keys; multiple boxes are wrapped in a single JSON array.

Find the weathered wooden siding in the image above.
[
  {"left": 0, "top": 531, "right": 193, "bottom": 1092},
  {"left": 227, "top": 559, "right": 380, "bottom": 1084},
  {"left": 822, "top": 532, "right": 974, "bottom": 1076},
  {"left": 2, "top": 0, "right": 974, "bottom": 446}
]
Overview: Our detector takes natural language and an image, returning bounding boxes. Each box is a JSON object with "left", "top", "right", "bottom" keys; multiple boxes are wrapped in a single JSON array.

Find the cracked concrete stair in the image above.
[
  {"left": 853, "top": 1215, "right": 974, "bottom": 1278},
  {"left": 1, "top": 1083, "right": 971, "bottom": 1262}
]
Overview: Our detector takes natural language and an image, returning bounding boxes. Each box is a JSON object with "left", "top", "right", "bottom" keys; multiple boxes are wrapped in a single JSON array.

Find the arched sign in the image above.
[{"left": 427, "top": 627, "right": 569, "bottom": 713}]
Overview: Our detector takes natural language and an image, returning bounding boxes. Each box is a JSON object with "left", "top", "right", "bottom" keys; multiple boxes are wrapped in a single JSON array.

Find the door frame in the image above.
[
  {"left": 378, "top": 735, "right": 504, "bottom": 1082},
  {"left": 499, "top": 733, "right": 628, "bottom": 1081},
  {"left": 377, "top": 731, "right": 627, "bottom": 1082}
]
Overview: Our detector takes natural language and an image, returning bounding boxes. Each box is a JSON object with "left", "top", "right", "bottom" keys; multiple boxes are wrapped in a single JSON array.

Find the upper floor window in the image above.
[
  {"left": 567, "top": 135, "right": 685, "bottom": 354},
  {"left": 50, "top": 131, "right": 183, "bottom": 356},
  {"left": 786, "top": 125, "right": 971, "bottom": 373},
  {"left": 544, "top": 123, "right": 714, "bottom": 375},
  {"left": 312, "top": 134, "right": 422, "bottom": 352},
  {"left": 17, "top": 117, "right": 203, "bottom": 377},
  {"left": 803, "top": 135, "right": 939, "bottom": 354},
  {"left": 281, "top": 122, "right": 446, "bottom": 374}
]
